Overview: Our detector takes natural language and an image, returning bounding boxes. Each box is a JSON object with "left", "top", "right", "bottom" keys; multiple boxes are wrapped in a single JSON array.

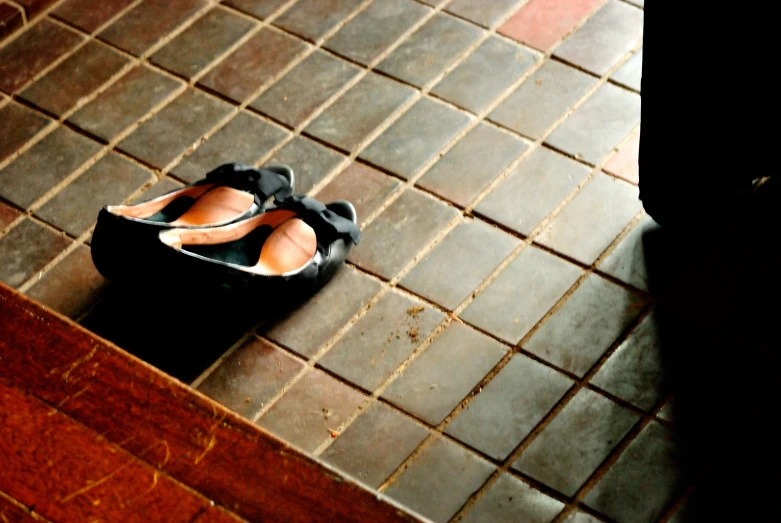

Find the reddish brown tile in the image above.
[
  {"left": 53, "top": 0, "right": 136, "bottom": 33},
  {"left": 348, "top": 189, "right": 459, "bottom": 279},
  {"left": 172, "top": 112, "right": 289, "bottom": 183},
  {"left": 68, "top": 65, "right": 183, "bottom": 141},
  {"left": 257, "top": 369, "right": 366, "bottom": 453},
  {"left": 20, "top": 41, "right": 130, "bottom": 116},
  {"left": 305, "top": 72, "right": 416, "bottom": 153},
  {"left": 324, "top": 0, "right": 430, "bottom": 66},
  {"left": 401, "top": 219, "right": 520, "bottom": 310},
  {"left": 98, "top": 0, "right": 207, "bottom": 56},
  {"left": 0, "top": 19, "right": 83, "bottom": 94},
  {"left": 461, "top": 474, "right": 565, "bottom": 523},
  {"left": 554, "top": 0, "right": 643, "bottom": 76},
  {"left": 604, "top": 131, "right": 639, "bottom": 184},
  {"left": 151, "top": 8, "right": 256, "bottom": 80},
  {"left": 0, "top": 201, "right": 22, "bottom": 230},
  {"left": 118, "top": 89, "right": 233, "bottom": 169},
  {"left": 318, "top": 289, "right": 445, "bottom": 392},
  {"left": 197, "top": 337, "right": 305, "bottom": 418},
  {"left": 314, "top": 162, "right": 400, "bottom": 221},
  {"left": 445, "top": 353, "right": 574, "bottom": 460},
  {"left": 0, "top": 219, "right": 72, "bottom": 287},
  {"left": 35, "top": 153, "right": 153, "bottom": 236},
  {"left": 273, "top": 0, "right": 363, "bottom": 42},
  {"left": 320, "top": 401, "right": 429, "bottom": 488},
  {"left": 0, "top": 102, "right": 51, "bottom": 163},
  {"left": 385, "top": 436, "right": 495, "bottom": 522},
  {"left": 265, "top": 136, "right": 346, "bottom": 194},
  {"left": 417, "top": 122, "right": 527, "bottom": 207},
  {"left": 0, "top": 3, "right": 23, "bottom": 42},
  {"left": 262, "top": 265, "right": 382, "bottom": 358},
  {"left": 382, "top": 322, "right": 507, "bottom": 425},
  {"left": 13, "top": 0, "right": 55, "bottom": 18},
  {"left": 25, "top": 245, "right": 108, "bottom": 318},
  {"left": 198, "top": 28, "right": 307, "bottom": 103},
  {"left": 250, "top": 50, "right": 360, "bottom": 128},
  {"left": 222, "top": 0, "right": 288, "bottom": 19},
  {"left": 445, "top": 0, "right": 520, "bottom": 28},
  {"left": 0, "top": 126, "right": 102, "bottom": 209},
  {"left": 498, "top": 0, "right": 603, "bottom": 52}
]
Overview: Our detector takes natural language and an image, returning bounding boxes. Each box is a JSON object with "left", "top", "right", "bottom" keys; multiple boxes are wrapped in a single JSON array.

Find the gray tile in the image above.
[
  {"left": 376, "top": 13, "right": 483, "bottom": 88},
  {"left": 525, "top": 273, "right": 646, "bottom": 377},
  {"left": 461, "top": 246, "right": 582, "bottom": 344},
  {"left": 591, "top": 312, "right": 666, "bottom": 411},
  {"left": 562, "top": 512, "right": 605, "bottom": 523},
  {"left": 385, "top": 436, "right": 495, "bottom": 522},
  {"left": 250, "top": 50, "right": 360, "bottom": 128},
  {"left": 131, "top": 178, "right": 183, "bottom": 203},
  {"left": 324, "top": 0, "right": 430, "bottom": 66},
  {"left": 431, "top": 36, "right": 540, "bottom": 113},
  {"left": 320, "top": 402, "right": 429, "bottom": 488},
  {"left": 657, "top": 399, "right": 674, "bottom": 423},
  {"left": 585, "top": 422, "right": 682, "bottom": 523},
  {"left": 319, "top": 290, "right": 445, "bottom": 392},
  {"left": 400, "top": 219, "right": 520, "bottom": 310},
  {"left": 418, "top": 122, "right": 527, "bottom": 207},
  {"left": 475, "top": 147, "right": 590, "bottom": 236},
  {"left": 360, "top": 97, "right": 472, "bottom": 180},
  {"left": 266, "top": 135, "right": 346, "bottom": 194},
  {"left": 273, "top": 0, "right": 363, "bottom": 42},
  {"left": 598, "top": 214, "right": 659, "bottom": 292},
  {"left": 383, "top": 322, "right": 507, "bottom": 425},
  {"left": 513, "top": 388, "right": 639, "bottom": 496},
  {"left": 536, "top": 172, "right": 642, "bottom": 265},
  {"left": 305, "top": 73, "right": 416, "bottom": 152},
  {"left": 171, "top": 112, "right": 289, "bottom": 183},
  {"left": 546, "top": 81, "right": 641, "bottom": 166},
  {"left": 223, "top": 0, "right": 287, "bottom": 19},
  {"left": 0, "top": 219, "right": 71, "bottom": 288},
  {"left": 489, "top": 60, "right": 597, "bottom": 139},
  {"left": 461, "top": 474, "right": 565, "bottom": 523},
  {"left": 445, "top": 0, "right": 520, "bottom": 27},
  {"left": 611, "top": 48, "right": 642, "bottom": 91},
  {"left": 446, "top": 354, "right": 573, "bottom": 460},
  {"left": 313, "top": 162, "right": 401, "bottom": 221}
]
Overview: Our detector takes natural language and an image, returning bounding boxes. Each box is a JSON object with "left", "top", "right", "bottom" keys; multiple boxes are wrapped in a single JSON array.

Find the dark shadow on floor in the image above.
[{"left": 643, "top": 176, "right": 781, "bottom": 521}]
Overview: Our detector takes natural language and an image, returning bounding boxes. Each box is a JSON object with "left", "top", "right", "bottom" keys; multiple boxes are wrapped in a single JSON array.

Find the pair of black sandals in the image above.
[{"left": 91, "top": 163, "right": 360, "bottom": 295}]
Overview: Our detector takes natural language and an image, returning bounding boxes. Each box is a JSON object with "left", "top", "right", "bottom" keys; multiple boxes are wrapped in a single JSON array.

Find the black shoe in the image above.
[
  {"left": 91, "top": 163, "right": 294, "bottom": 283},
  {"left": 157, "top": 195, "right": 361, "bottom": 295}
]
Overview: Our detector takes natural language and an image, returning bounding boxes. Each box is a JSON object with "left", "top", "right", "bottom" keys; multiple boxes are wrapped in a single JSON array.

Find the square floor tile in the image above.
[
  {"left": 0, "top": 2, "right": 22, "bottom": 42},
  {"left": 257, "top": 369, "right": 366, "bottom": 453},
  {"left": 446, "top": 354, "right": 573, "bottom": 460},
  {"left": 53, "top": 0, "right": 135, "bottom": 33},
  {"left": 319, "top": 289, "right": 445, "bottom": 392},
  {"left": 359, "top": 97, "right": 471, "bottom": 180},
  {"left": 611, "top": 48, "right": 642, "bottom": 92},
  {"left": 273, "top": 0, "right": 363, "bottom": 42},
  {"left": 597, "top": 214, "right": 659, "bottom": 292},
  {"left": 554, "top": 0, "right": 643, "bottom": 76},
  {"left": 324, "top": 0, "right": 430, "bottom": 66},
  {"left": 546, "top": 83, "right": 641, "bottom": 166},
  {"left": 461, "top": 473, "right": 565, "bottom": 523},
  {"left": 525, "top": 273, "right": 646, "bottom": 377},
  {"left": 151, "top": 7, "right": 256, "bottom": 80},
  {"left": 305, "top": 72, "right": 416, "bottom": 152},
  {"left": 0, "top": 126, "right": 102, "bottom": 209},
  {"left": 431, "top": 36, "right": 540, "bottom": 114},
  {"left": 375, "top": 13, "right": 483, "bottom": 88},
  {"left": 513, "top": 388, "right": 639, "bottom": 496},
  {"left": 475, "top": 147, "right": 590, "bottom": 236},
  {"left": 385, "top": 436, "right": 495, "bottom": 522},
  {"left": 0, "top": 102, "right": 50, "bottom": 163},
  {"left": 590, "top": 311, "right": 665, "bottom": 411},
  {"left": 25, "top": 245, "right": 107, "bottom": 319},
  {"left": 313, "top": 162, "right": 400, "bottom": 221},
  {"left": 68, "top": 65, "right": 183, "bottom": 142},
  {"left": 171, "top": 112, "right": 289, "bottom": 183},
  {"left": 382, "top": 321, "right": 507, "bottom": 425},
  {"left": 462, "top": 245, "right": 582, "bottom": 344},
  {"left": 198, "top": 28, "right": 307, "bottom": 103},
  {"left": 20, "top": 41, "right": 130, "bottom": 117},
  {"left": 536, "top": 172, "right": 642, "bottom": 265},
  {"left": 348, "top": 189, "right": 459, "bottom": 279},
  {"left": 445, "top": 0, "right": 520, "bottom": 27},
  {"left": 603, "top": 131, "right": 639, "bottom": 184},
  {"left": 400, "top": 219, "right": 520, "bottom": 310},
  {"left": 263, "top": 265, "right": 381, "bottom": 358},
  {"left": 0, "top": 201, "right": 21, "bottom": 230},
  {"left": 196, "top": 337, "right": 305, "bottom": 418},
  {"left": 35, "top": 153, "right": 153, "bottom": 236},
  {"left": 250, "top": 50, "right": 360, "bottom": 128},
  {"left": 222, "top": 0, "right": 287, "bottom": 19},
  {"left": 418, "top": 122, "right": 527, "bottom": 207},
  {"left": 488, "top": 59, "right": 597, "bottom": 140},
  {"left": 266, "top": 135, "right": 346, "bottom": 194},
  {"left": 320, "top": 401, "right": 429, "bottom": 488},
  {"left": 584, "top": 422, "right": 682, "bottom": 523},
  {"left": 498, "top": 0, "right": 604, "bottom": 52},
  {"left": 0, "top": 219, "right": 72, "bottom": 287}
]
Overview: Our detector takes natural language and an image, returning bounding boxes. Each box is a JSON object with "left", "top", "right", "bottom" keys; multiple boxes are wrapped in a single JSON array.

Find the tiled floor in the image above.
[{"left": 0, "top": 1, "right": 684, "bottom": 522}]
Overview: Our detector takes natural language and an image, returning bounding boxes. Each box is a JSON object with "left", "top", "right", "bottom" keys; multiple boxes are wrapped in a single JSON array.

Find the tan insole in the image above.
[{"left": 169, "top": 187, "right": 254, "bottom": 226}]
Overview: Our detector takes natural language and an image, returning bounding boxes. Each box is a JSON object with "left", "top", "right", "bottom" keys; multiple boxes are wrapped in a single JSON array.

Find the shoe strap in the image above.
[
  {"left": 280, "top": 195, "right": 361, "bottom": 246},
  {"left": 201, "top": 163, "right": 293, "bottom": 208}
]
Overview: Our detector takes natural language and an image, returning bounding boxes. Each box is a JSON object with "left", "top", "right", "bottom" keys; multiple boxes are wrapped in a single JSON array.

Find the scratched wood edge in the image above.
[{"left": 0, "top": 284, "right": 426, "bottom": 523}]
